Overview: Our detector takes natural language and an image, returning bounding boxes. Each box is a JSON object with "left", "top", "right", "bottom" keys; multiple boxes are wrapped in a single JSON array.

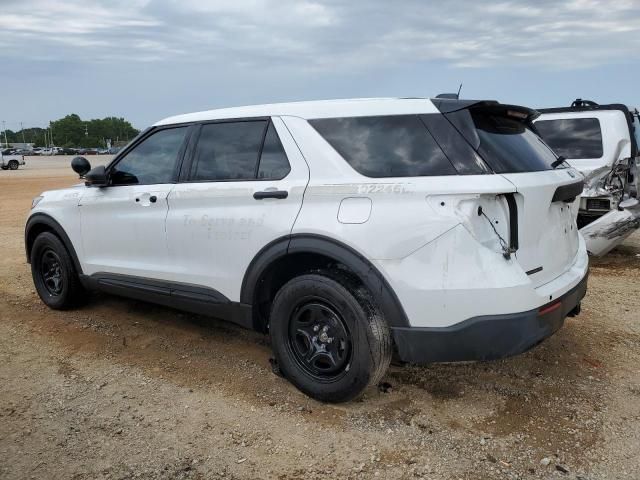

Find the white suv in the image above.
[{"left": 26, "top": 98, "right": 589, "bottom": 402}]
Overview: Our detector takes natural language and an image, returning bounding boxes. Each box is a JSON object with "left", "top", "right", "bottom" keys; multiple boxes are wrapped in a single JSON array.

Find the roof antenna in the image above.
[{"left": 456, "top": 83, "right": 463, "bottom": 99}]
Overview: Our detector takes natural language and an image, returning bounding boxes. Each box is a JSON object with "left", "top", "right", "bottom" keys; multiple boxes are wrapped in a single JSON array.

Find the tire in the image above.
[
  {"left": 31, "top": 232, "right": 85, "bottom": 309},
  {"left": 8, "top": 160, "right": 19, "bottom": 170},
  {"left": 1, "top": 166, "right": 7, "bottom": 170},
  {"left": 269, "top": 270, "right": 392, "bottom": 403}
]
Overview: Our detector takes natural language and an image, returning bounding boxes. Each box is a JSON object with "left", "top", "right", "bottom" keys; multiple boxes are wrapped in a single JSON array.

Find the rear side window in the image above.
[
  {"left": 257, "top": 123, "right": 291, "bottom": 179},
  {"left": 472, "top": 112, "right": 560, "bottom": 173},
  {"left": 534, "top": 118, "right": 603, "bottom": 159},
  {"left": 310, "top": 116, "right": 457, "bottom": 177},
  {"left": 192, "top": 121, "right": 266, "bottom": 181},
  {"left": 191, "top": 120, "right": 291, "bottom": 181}
]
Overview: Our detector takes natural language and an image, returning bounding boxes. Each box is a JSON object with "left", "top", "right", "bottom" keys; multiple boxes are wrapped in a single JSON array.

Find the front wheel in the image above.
[
  {"left": 31, "top": 232, "right": 85, "bottom": 309},
  {"left": 269, "top": 271, "right": 392, "bottom": 403},
  {"left": 8, "top": 160, "right": 19, "bottom": 170}
]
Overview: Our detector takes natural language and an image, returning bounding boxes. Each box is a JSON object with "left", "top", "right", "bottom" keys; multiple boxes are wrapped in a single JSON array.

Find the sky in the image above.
[{"left": 1, "top": 0, "right": 639, "bottom": 130}]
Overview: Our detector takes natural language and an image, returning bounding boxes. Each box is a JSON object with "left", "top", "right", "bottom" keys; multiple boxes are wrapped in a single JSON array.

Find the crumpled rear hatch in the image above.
[{"left": 440, "top": 103, "right": 583, "bottom": 287}]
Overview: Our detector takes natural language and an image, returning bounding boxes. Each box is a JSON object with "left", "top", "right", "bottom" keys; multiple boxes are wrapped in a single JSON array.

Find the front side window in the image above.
[
  {"left": 110, "top": 127, "right": 187, "bottom": 185},
  {"left": 310, "top": 115, "right": 457, "bottom": 178},
  {"left": 534, "top": 118, "right": 603, "bottom": 159}
]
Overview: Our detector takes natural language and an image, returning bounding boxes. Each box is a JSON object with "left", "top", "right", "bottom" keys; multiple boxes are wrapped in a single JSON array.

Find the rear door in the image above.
[{"left": 164, "top": 117, "right": 309, "bottom": 301}]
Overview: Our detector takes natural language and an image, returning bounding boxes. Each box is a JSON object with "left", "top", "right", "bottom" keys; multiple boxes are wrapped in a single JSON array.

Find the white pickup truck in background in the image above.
[
  {"left": 0, "top": 150, "right": 26, "bottom": 170},
  {"left": 536, "top": 100, "right": 640, "bottom": 256}
]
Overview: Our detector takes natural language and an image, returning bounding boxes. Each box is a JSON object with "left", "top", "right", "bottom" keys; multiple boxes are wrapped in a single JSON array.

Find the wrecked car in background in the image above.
[{"left": 536, "top": 100, "right": 639, "bottom": 256}]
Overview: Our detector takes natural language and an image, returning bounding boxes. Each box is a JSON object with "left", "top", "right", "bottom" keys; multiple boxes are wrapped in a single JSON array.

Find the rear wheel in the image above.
[
  {"left": 8, "top": 160, "right": 19, "bottom": 170},
  {"left": 31, "top": 232, "right": 85, "bottom": 309},
  {"left": 269, "top": 271, "right": 391, "bottom": 402}
]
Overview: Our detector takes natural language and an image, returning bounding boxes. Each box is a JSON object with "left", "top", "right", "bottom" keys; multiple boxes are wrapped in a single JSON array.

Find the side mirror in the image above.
[
  {"left": 71, "top": 156, "right": 91, "bottom": 177},
  {"left": 85, "top": 165, "right": 109, "bottom": 187}
]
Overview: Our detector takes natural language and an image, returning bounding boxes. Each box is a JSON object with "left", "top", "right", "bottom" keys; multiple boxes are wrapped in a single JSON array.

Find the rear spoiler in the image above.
[{"left": 432, "top": 99, "right": 540, "bottom": 122}]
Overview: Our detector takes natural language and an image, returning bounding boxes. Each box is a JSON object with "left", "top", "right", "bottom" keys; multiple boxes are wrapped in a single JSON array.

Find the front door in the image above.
[
  {"left": 79, "top": 126, "right": 190, "bottom": 279},
  {"left": 165, "top": 117, "right": 309, "bottom": 301}
]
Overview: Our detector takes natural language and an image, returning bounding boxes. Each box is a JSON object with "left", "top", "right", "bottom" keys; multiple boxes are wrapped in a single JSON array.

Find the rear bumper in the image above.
[{"left": 391, "top": 271, "right": 588, "bottom": 364}]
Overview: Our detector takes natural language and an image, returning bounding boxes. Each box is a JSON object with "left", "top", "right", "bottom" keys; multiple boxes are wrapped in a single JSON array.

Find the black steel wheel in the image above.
[
  {"left": 8, "top": 160, "right": 19, "bottom": 170},
  {"left": 31, "top": 232, "right": 85, "bottom": 309},
  {"left": 288, "top": 300, "right": 352, "bottom": 381},
  {"left": 270, "top": 271, "right": 392, "bottom": 403},
  {"left": 40, "top": 249, "right": 64, "bottom": 296}
]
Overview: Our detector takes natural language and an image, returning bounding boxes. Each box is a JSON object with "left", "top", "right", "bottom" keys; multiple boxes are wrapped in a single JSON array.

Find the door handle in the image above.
[{"left": 253, "top": 190, "right": 288, "bottom": 200}]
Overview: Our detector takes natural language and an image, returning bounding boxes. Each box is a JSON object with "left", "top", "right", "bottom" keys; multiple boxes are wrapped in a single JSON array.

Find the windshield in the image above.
[{"left": 470, "top": 110, "right": 562, "bottom": 173}]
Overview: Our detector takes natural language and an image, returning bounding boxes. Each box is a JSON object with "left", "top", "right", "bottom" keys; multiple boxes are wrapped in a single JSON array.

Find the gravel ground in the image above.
[{"left": 1, "top": 157, "right": 639, "bottom": 479}]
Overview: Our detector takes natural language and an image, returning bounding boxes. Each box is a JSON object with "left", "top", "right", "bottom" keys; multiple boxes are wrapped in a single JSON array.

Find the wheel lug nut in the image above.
[
  {"left": 322, "top": 325, "right": 328, "bottom": 332},
  {"left": 313, "top": 325, "right": 319, "bottom": 332}
]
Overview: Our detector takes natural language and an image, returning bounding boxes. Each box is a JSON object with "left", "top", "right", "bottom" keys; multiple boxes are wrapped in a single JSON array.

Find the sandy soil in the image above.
[{"left": 1, "top": 157, "right": 639, "bottom": 479}]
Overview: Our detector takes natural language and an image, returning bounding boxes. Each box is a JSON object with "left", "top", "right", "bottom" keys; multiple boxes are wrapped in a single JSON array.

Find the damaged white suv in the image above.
[
  {"left": 536, "top": 100, "right": 640, "bottom": 256},
  {"left": 26, "top": 98, "right": 588, "bottom": 402}
]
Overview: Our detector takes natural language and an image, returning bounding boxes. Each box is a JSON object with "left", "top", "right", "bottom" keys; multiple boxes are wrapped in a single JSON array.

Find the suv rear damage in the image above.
[{"left": 536, "top": 99, "right": 640, "bottom": 256}]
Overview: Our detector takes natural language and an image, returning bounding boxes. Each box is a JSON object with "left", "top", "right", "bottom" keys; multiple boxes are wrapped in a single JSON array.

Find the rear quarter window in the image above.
[
  {"left": 534, "top": 118, "right": 603, "bottom": 159},
  {"left": 309, "top": 115, "right": 458, "bottom": 178}
]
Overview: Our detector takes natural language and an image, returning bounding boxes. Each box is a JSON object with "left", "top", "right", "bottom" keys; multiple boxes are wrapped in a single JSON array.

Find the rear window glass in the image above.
[
  {"left": 309, "top": 115, "right": 457, "bottom": 178},
  {"left": 472, "top": 112, "right": 561, "bottom": 173},
  {"left": 534, "top": 118, "right": 603, "bottom": 159}
]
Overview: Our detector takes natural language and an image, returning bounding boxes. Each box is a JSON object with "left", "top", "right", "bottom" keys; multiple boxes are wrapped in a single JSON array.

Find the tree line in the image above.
[{"left": 2, "top": 114, "right": 139, "bottom": 148}]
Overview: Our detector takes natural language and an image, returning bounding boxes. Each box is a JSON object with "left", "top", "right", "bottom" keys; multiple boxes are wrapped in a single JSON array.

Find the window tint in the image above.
[
  {"left": 420, "top": 114, "right": 490, "bottom": 174},
  {"left": 472, "top": 112, "right": 560, "bottom": 173},
  {"left": 310, "top": 116, "right": 457, "bottom": 178},
  {"left": 257, "top": 123, "right": 291, "bottom": 179},
  {"left": 534, "top": 118, "right": 603, "bottom": 159},
  {"left": 110, "top": 127, "right": 187, "bottom": 185},
  {"left": 192, "top": 121, "right": 266, "bottom": 181}
]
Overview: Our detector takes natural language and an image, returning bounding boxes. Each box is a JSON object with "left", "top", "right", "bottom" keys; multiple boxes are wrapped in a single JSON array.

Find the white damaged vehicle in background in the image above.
[{"left": 536, "top": 100, "right": 640, "bottom": 256}]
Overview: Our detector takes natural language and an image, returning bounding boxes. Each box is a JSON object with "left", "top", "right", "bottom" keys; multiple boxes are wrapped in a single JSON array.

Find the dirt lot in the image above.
[{"left": 1, "top": 157, "right": 639, "bottom": 480}]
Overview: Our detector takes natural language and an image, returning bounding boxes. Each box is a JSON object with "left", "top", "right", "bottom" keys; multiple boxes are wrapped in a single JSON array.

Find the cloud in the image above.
[{"left": 1, "top": 0, "right": 639, "bottom": 71}]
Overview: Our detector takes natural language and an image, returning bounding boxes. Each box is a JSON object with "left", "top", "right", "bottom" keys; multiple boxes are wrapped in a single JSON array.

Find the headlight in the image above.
[{"left": 31, "top": 196, "right": 43, "bottom": 209}]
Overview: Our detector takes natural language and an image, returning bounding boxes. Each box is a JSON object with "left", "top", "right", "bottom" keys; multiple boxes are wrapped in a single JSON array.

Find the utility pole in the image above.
[
  {"left": 2, "top": 120, "right": 7, "bottom": 148},
  {"left": 20, "top": 122, "right": 26, "bottom": 144}
]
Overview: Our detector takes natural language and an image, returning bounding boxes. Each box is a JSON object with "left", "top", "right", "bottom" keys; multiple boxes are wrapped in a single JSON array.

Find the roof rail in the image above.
[{"left": 571, "top": 98, "right": 599, "bottom": 108}]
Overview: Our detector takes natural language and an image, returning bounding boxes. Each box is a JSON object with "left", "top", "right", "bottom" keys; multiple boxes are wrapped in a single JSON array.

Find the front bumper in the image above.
[{"left": 391, "top": 271, "right": 588, "bottom": 364}]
